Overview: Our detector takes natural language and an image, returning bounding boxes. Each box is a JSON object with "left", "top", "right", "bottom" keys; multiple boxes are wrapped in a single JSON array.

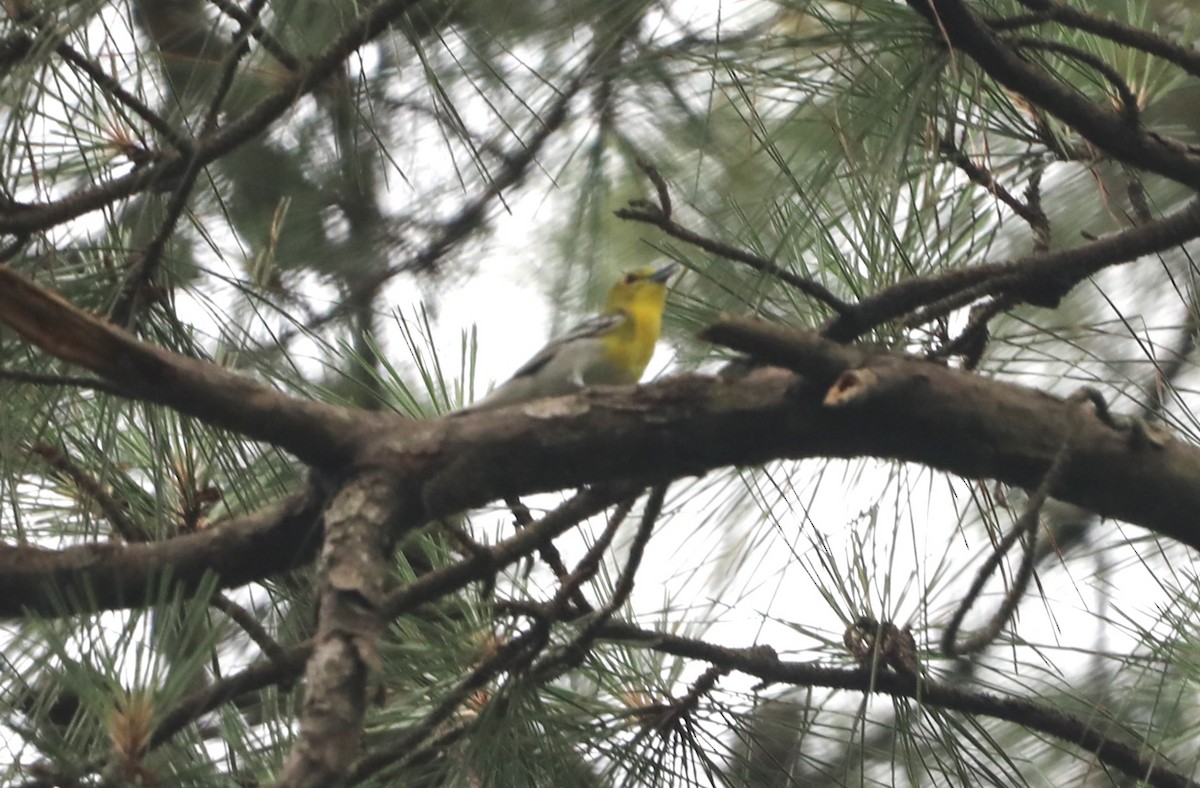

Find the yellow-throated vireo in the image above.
[{"left": 465, "top": 262, "right": 678, "bottom": 411}]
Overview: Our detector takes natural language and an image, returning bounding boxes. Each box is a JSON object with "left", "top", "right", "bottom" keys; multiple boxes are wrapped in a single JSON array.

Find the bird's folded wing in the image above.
[{"left": 508, "top": 312, "right": 625, "bottom": 379}]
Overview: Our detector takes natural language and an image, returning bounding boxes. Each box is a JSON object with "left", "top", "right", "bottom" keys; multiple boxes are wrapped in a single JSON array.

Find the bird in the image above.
[{"left": 463, "top": 262, "right": 678, "bottom": 412}]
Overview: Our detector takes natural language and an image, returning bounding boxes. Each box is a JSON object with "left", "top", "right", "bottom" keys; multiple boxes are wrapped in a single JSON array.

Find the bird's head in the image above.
[{"left": 604, "top": 262, "right": 679, "bottom": 313}]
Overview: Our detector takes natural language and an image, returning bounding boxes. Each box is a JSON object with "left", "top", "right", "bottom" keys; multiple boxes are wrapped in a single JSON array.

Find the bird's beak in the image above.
[{"left": 649, "top": 262, "right": 680, "bottom": 283}]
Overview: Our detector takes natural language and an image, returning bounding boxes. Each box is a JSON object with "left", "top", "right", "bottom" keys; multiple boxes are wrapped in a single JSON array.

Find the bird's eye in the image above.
[{"left": 623, "top": 273, "right": 636, "bottom": 284}]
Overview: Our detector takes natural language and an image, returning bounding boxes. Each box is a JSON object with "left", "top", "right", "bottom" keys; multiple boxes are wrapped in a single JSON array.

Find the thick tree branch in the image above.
[
  {"left": 0, "top": 366, "right": 127, "bottom": 394},
  {"left": 382, "top": 329, "right": 1200, "bottom": 552},
  {"left": 7, "top": 307, "right": 1200, "bottom": 619},
  {"left": 0, "top": 487, "right": 325, "bottom": 616},
  {"left": 693, "top": 320, "right": 1200, "bottom": 550},
  {"left": 0, "top": 479, "right": 639, "bottom": 623},
  {"left": 278, "top": 470, "right": 404, "bottom": 788}
]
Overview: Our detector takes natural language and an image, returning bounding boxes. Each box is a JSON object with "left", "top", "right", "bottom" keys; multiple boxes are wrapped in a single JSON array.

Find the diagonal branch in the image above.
[
  {"left": 0, "top": 264, "right": 380, "bottom": 469},
  {"left": 937, "top": 135, "right": 1048, "bottom": 231},
  {"left": 615, "top": 161, "right": 852, "bottom": 316},
  {"left": 1013, "top": 0, "right": 1200, "bottom": 80},
  {"left": 151, "top": 643, "right": 310, "bottom": 750},
  {"left": 26, "top": 442, "right": 150, "bottom": 542},
  {"left": 381, "top": 483, "right": 643, "bottom": 619},
  {"left": 823, "top": 197, "right": 1200, "bottom": 341},
  {"left": 206, "top": 0, "right": 304, "bottom": 72},
  {"left": 1010, "top": 36, "right": 1140, "bottom": 124},
  {"left": 907, "top": 0, "right": 1200, "bottom": 191},
  {"left": 53, "top": 41, "right": 193, "bottom": 155}
]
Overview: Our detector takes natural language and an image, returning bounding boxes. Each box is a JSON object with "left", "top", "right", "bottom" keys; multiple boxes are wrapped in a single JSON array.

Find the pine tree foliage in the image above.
[{"left": 2, "top": 0, "right": 1200, "bottom": 785}]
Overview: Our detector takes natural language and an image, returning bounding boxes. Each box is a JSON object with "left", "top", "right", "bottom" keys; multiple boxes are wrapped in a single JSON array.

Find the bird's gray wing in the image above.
[{"left": 508, "top": 312, "right": 624, "bottom": 379}]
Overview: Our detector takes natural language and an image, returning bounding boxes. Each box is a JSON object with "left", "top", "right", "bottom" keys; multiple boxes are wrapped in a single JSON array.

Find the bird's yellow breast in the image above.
[{"left": 600, "top": 299, "right": 664, "bottom": 382}]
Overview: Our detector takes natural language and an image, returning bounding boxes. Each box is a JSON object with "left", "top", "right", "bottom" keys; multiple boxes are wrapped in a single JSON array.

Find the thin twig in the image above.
[
  {"left": 551, "top": 493, "right": 638, "bottom": 613},
  {"left": 530, "top": 484, "right": 664, "bottom": 683},
  {"left": 615, "top": 203, "right": 852, "bottom": 316},
  {"left": 941, "top": 388, "right": 1092, "bottom": 657},
  {"left": 822, "top": 197, "right": 1200, "bottom": 341},
  {"left": 151, "top": 644, "right": 310, "bottom": 749},
  {"left": 209, "top": 592, "right": 292, "bottom": 667},
  {"left": 635, "top": 157, "right": 672, "bottom": 220},
  {"left": 26, "top": 442, "right": 149, "bottom": 542},
  {"left": 201, "top": 0, "right": 269, "bottom": 135},
  {"left": 929, "top": 294, "right": 1017, "bottom": 368},
  {"left": 937, "top": 135, "right": 1047, "bottom": 230},
  {"left": 505, "top": 495, "right": 593, "bottom": 612},
  {"left": 640, "top": 664, "right": 728, "bottom": 739},
  {"left": 206, "top": 0, "right": 304, "bottom": 72},
  {"left": 0, "top": 367, "right": 128, "bottom": 396},
  {"left": 1012, "top": 0, "right": 1200, "bottom": 80},
  {"left": 53, "top": 41, "right": 193, "bottom": 155},
  {"left": 382, "top": 484, "right": 643, "bottom": 620},
  {"left": 1010, "top": 36, "right": 1141, "bottom": 124},
  {"left": 590, "top": 621, "right": 1194, "bottom": 788},
  {"left": 1025, "top": 160, "right": 1050, "bottom": 251}
]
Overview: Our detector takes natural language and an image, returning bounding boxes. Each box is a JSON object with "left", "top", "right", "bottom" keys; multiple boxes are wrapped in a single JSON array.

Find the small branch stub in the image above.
[{"left": 824, "top": 368, "right": 881, "bottom": 407}]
